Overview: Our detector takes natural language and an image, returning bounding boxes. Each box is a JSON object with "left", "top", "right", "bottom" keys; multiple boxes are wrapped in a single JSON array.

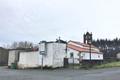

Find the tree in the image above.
[
  {"left": 11, "top": 42, "right": 18, "bottom": 49},
  {"left": 92, "top": 38, "right": 120, "bottom": 60},
  {"left": 11, "top": 41, "right": 33, "bottom": 49}
]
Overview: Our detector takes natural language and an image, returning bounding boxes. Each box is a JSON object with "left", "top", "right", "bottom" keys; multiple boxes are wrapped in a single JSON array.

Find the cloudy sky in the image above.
[{"left": 0, "top": 0, "right": 120, "bottom": 46}]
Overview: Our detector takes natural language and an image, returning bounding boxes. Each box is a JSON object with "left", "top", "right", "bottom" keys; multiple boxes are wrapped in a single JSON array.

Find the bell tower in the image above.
[{"left": 83, "top": 32, "right": 92, "bottom": 44}]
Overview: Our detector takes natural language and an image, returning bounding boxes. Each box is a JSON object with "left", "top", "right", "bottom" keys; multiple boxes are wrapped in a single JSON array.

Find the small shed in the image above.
[
  {"left": 8, "top": 48, "right": 35, "bottom": 67},
  {"left": 18, "top": 51, "right": 39, "bottom": 69}
]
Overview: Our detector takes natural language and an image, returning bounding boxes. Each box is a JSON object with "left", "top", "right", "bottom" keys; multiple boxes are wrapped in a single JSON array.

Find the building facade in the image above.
[
  {"left": 17, "top": 40, "right": 67, "bottom": 69},
  {"left": 8, "top": 48, "right": 36, "bottom": 67},
  {"left": 67, "top": 41, "right": 103, "bottom": 64}
]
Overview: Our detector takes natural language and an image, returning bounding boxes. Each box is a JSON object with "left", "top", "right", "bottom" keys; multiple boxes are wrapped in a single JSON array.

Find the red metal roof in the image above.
[
  {"left": 69, "top": 40, "right": 96, "bottom": 48},
  {"left": 67, "top": 41, "right": 101, "bottom": 53}
]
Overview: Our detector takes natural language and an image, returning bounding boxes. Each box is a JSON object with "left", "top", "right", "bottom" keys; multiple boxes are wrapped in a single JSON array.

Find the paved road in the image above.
[{"left": 0, "top": 67, "right": 120, "bottom": 80}]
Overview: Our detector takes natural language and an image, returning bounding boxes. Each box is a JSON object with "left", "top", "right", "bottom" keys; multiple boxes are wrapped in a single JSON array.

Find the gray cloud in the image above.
[{"left": 0, "top": 0, "right": 120, "bottom": 46}]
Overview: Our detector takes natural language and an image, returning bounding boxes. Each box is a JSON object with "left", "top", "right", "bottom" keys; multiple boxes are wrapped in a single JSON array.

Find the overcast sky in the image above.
[{"left": 0, "top": 0, "right": 120, "bottom": 46}]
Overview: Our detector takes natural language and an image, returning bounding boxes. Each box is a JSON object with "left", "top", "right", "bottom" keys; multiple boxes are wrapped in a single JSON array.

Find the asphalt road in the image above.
[{"left": 0, "top": 67, "right": 120, "bottom": 80}]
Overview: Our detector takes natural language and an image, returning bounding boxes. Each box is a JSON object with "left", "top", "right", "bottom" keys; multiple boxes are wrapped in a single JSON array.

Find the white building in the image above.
[
  {"left": 8, "top": 50, "right": 19, "bottom": 67},
  {"left": 8, "top": 48, "right": 37, "bottom": 68},
  {"left": 116, "top": 53, "right": 120, "bottom": 60},
  {"left": 67, "top": 41, "right": 103, "bottom": 64},
  {"left": 18, "top": 51, "right": 39, "bottom": 69},
  {"left": 17, "top": 40, "right": 67, "bottom": 69}
]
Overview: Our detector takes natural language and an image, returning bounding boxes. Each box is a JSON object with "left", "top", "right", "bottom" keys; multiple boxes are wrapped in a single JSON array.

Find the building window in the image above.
[
  {"left": 77, "top": 53, "right": 80, "bottom": 56},
  {"left": 98, "top": 55, "right": 100, "bottom": 58},
  {"left": 81, "top": 53, "right": 85, "bottom": 57},
  {"left": 70, "top": 52, "right": 74, "bottom": 58}
]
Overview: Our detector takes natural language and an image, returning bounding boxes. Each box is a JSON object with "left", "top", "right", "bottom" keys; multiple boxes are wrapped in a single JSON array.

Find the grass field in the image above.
[
  {"left": 69, "top": 61, "right": 120, "bottom": 69},
  {"left": 93, "top": 61, "right": 120, "bottom": 69}
]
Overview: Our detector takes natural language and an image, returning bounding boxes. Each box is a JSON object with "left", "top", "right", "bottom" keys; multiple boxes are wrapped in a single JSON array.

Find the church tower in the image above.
[{"left": 83, "top": 32, "right": 92, "bottom": 44}]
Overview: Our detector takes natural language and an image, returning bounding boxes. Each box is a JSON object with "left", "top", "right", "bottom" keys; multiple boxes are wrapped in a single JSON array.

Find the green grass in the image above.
[
  {"left": 68, "top": 61, "right": 120, "bottom": 69},
  {"left": 93, "top": 61, "right": 120, "bottom": 69}
]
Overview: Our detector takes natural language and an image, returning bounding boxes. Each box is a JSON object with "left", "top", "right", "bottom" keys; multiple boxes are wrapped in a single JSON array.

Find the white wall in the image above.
[
  {"left": 8, "top": 50, "right": 20, "bottom": 66},
  {"left": 18, "top": 51, "right": 39, "bottom": 69},
  {"left": 8, "top": 51, "right": 16, "bottom": 66},
  {"left": 18, "top": 42, "right": 66, "bottom": 68},
  {"left": 39, "top": 42, "right": 66, "bottom": 68},
  {"left": 81, "top": 52, "right": 103, "bottom": 60},
  {"left": 39, "top": 43, "right": 53, "bottom": 67},
  {"left": 67, "top": 48, "right": 103, "bottom": 64},
  {"left": 52, "top": 43, "right": 66, "bottom": 68},
  {"left": 67, "top": 48, "right": 80, "bottom": 64}
]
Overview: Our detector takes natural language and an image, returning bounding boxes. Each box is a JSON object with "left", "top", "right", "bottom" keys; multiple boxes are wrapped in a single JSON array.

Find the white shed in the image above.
[
  {"left": 8, "top": 49, "right": 22, "bottom": 67},
  {"left": 18, "top": 51, "right": 39, "bottom": 69},
  {"left": 17, "top": 40, "right": 67, "bottom": 69},
  {"left": 8, "top": 48, "right": 36, "bottom": 68},
  {"left": 67, "top": 41, "right": 103, "bottom": 64}
]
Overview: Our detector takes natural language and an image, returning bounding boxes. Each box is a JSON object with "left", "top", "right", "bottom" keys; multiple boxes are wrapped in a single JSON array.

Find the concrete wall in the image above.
[
  {"left": 52, "top": 43, "right": 66, "bottom": 68},
  {"left": 39, "top": 43, "right": 53, "bottom": 67},
  {"left": 17, "top": 42, "right": 66, "bottom": 69},
  {"left": 8, "top": 50, "right": 16, "bottom": 66},
  {"left": 39, "top": 43, "right": 66, "bottom": 68},
  {"left": 18, "top": 51, "right": 39, "bottom": 69},
  {"left": 8, "top": 50, "right": 26, "bottom": 67}
]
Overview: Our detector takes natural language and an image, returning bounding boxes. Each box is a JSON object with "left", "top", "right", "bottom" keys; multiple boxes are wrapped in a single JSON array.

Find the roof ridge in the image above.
[{"left": 69, "top": 40, "right": 97, "bottom": 48}]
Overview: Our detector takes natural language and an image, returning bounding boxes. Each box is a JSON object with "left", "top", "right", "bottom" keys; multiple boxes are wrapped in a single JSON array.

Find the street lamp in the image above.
[{"left": 79, "top": 51, "right": 82, "bottom": 68}]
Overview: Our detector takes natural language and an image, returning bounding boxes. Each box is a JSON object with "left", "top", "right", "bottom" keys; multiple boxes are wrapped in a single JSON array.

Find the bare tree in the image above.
[
  {"left": 11, "top": 42, "right": 18, "bottom": 49},
  {"left": 11, "top": 41, "right": 33, "bottom": 49}
]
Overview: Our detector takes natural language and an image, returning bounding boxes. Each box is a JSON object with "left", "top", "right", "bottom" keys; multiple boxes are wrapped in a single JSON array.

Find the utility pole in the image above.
[
  {"left": 41, "top": 54, "right": 43, "bottom": 69},
  {"left": 39, "top": 51, "right": 44, "bottom": 70},
  {"left": 79, "top": 51, "right": 81, "bottom": 68},
  {"left": 89, "top": 42, "right": 92, "bottom": 67},
  {"left": 73, "top": 54, "right": 74, "bottom": 69}
]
